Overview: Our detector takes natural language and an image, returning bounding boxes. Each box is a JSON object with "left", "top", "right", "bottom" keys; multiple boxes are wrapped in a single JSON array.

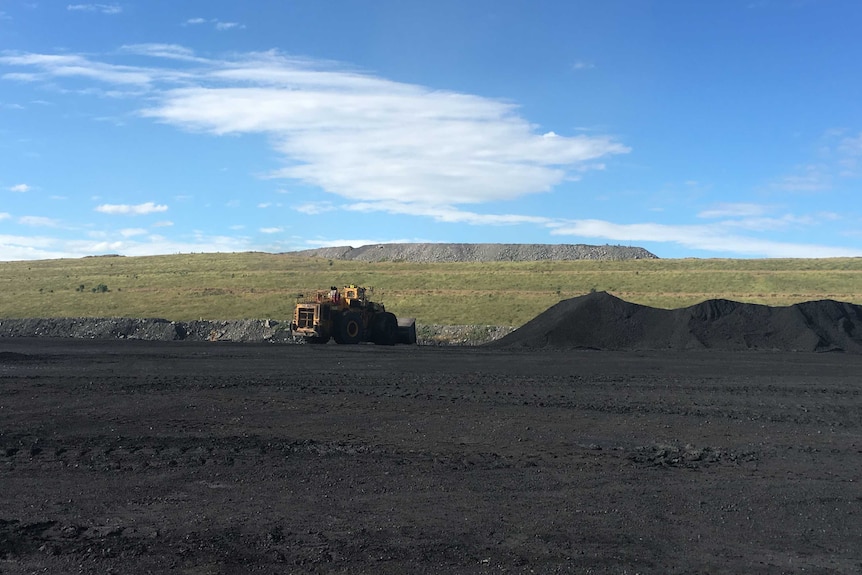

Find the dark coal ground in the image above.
[{"left": 2, "top": 338, "right": 861, "bottom": 574}]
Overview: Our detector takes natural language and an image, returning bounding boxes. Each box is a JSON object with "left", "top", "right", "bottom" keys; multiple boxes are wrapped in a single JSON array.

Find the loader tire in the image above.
[
  {"left": 372, "top": 312, "right": 398, "bottom": 345},
  {"left": 336, "top": 312, "right": 364, "bottom": 345}
]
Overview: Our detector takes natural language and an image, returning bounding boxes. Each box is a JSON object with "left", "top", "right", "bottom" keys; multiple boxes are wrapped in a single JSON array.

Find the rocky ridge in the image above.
[{"left": 289, "top": 242, "right": 657, "bottom": 262}]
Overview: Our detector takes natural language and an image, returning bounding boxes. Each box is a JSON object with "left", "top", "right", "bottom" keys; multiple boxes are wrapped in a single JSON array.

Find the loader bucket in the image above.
[{"left": 396, "top": 318, "right": 417, "bottom": 345}]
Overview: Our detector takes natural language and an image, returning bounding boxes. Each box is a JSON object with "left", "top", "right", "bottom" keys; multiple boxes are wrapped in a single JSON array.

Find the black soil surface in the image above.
[
  {"left": 2, "top": 338, "right": 861, "bottom": 573},
  {"left": 490, "top": 292, "right": 862, "bottom": 353}
]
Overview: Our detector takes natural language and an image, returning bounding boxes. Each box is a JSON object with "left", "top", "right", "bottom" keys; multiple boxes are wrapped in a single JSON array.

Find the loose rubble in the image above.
[{"left": 0, "top": 317, "right": 510, "bottom": 345}]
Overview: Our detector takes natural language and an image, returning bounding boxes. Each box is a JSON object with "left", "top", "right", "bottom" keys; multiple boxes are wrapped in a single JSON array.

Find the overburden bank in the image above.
[
  {"left": 3, "top": 293, "right": 862, "bottom": 353},
  {"left": 0, "top": 317, "right": 513, "bottom": 346}
]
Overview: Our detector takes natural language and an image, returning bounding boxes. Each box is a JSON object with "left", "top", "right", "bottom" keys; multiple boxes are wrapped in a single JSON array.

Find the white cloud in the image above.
[
  {"left": 152, "top": 220, "right": 174, "bottom": 227},
  {"left": 549, "top": 219, "right": 862, "bottom": 258},
  {"left": 7, "top": 183, "right": 31, "bottom": 192},
  {"left": 131, "top": 50, "right": 628, "bottom": 212},
  {"left": 183, "top": 18, "right": 245, "bottom": 31},
  {"left": 3, "top": 47, "right": 629, "bottom": 221},
  {"left": 294, "top": 202, "right": 335, "bottom": 215},
  {"left": 19, "top": 215, "right": 59, "bottom": 227},
  {"left": 0, "top": 52, "right": 156, "bottom": 86},
  {"left": 67, "top": 4, "right": 122, "bottom": 15},
  {"left": 697, "top": 203, "right": 769, "bottom": 219},
  {"left": 572, "top": 60, "right": 595, "bottom": 70},
  {"left": 260, "top": 227, "right": 283, "bottom": 234},
  {"left": 772, "top": 165, "right": 831, "bottom": 192},
  {"left": 95, "top": 202, "right": 168, "bottom": 215},
  {"left": 770, "top": 130, "right": 862, "bottom": 191},
  {"left": 120, "top": 44, "right": 206, "bottom": 63},
  {"left": 0, "top": 231, "right": 257, "bottom": 261},
  {"left": 0, "top": 212, "right": 10, "bottom": 221},
  {"left": 838, "top": 132, "right": 862, "bottom": 156},
  {"left": 348, "top": 200, "right": 553, "bottom": 226},
  {"left": 119, "top": 228, "right": 148, "bottom": 237},
  {"left": 837, "top": 131, "right": 862, "bottom": 176},
  {"left": 0, "top": 234, "right": 65, "bottom": 261},
  {"left": 302, "top": 238, "right": 418, "bottom": 249}
]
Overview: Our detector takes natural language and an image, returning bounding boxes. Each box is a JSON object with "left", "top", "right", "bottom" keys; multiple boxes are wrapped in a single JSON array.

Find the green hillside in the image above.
[{"left": 1, "top": 253, "right": 860, "bottom": 326}]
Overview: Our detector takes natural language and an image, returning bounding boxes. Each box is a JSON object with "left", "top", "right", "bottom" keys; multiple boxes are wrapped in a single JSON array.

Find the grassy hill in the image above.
[{"left": 1, "top": 253, "right": 860, "bottom": 326}]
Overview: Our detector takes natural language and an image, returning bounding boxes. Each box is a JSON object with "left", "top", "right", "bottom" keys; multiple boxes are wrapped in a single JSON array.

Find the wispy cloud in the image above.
[
  {"left": 215, "top": 22, "right": 242, "bottom": 31},
  {"left": 1, "top": 232, "right": 255, "bottom": 261},
  {"left": 95, "top": 202, "right": 168, "bottom": 215},
  {"left": 119, "top": 44, "right": 206, "bottom": 63},
  {"left": 770, "top": 130, "right": 862, "bottom": 191},
  {"left": 259, "top": 227, "right": 283, "bottom": 234},
  {"left": 294, "top": 202, "right": 335, "bottom": 215},
  {"left": 145, "top": 57, "right": 628, "bottom": 215},
  {"left": 549, "top": 215, "right": 861, "bottom": 258},
  {"left": 0, "top": 52, "right": 157, "bottom": 86},
  {"left": 302, "top": 238, "right": 419, "bottom": 249},
  {"left": 19, "top": 215, "right": 60, "bottom": 227},
  {"left": 572, "top": 60, "right": 595, "bottom": 71},
  {"left": 7, "top": 183, "right": 31, "bottom": 193},
  {"left": 184, "top": 18, "right": 245, "bottom": 31},
  {"left": 697, "top": 203, "right": 769, "bottom": 219},
  {"left": 772, "top": 164, "right": 832, "bottom": 192},
  {"left": 0, "top": 212, "right": 10, "bottom": 221},
  {"left": 67, "top": 4, "right": 122, "bottom": 15},
  {"left": 837, "top": 131, "right": 862, "bottom": 176},
  {"left": 348, "top": 201, "right": 553, "bottom": 226},
  {"left": 2, "top": 47, "right": 629, "bottom": 223},
  {"left": 119, "top": 228, "right": 147, "bottom": 237}
]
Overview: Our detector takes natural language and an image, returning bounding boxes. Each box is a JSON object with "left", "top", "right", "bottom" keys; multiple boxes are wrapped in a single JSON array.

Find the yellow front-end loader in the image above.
[{"left": 291, "top": 285, "right": 416, "bottom": 345}]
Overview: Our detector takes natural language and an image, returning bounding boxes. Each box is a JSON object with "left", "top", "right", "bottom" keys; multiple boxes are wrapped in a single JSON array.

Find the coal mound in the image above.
[{"left": 488, "top": 292, "right": 862, "bottom": 353}]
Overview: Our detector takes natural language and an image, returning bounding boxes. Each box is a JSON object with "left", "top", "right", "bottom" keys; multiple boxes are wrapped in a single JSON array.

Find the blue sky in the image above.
[{"left": 1, "top": 0, "right": 861, "bottom": 260}]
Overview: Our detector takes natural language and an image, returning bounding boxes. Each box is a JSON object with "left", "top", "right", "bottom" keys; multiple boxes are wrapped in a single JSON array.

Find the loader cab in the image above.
[{"left": 343, "top": 285, "right": 366, "bottom": 307}]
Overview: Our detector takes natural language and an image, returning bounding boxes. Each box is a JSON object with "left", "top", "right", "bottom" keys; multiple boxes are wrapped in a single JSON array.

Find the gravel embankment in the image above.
[
  {"left": 289, "top": 242, "right": 657, "bottom": 262},
  {"left": 0, "top": 318, "right": 510, "bottom": 345}
]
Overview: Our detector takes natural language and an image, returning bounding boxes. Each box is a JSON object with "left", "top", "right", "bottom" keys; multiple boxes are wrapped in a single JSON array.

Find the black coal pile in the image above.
[{"left": 488, "top": 292, "right": 862, "bottom": 353}]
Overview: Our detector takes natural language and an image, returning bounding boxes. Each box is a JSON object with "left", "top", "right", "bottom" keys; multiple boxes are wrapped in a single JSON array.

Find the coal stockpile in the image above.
[{"left": 489, "top": 291, "right": 862, "bottom": 353}]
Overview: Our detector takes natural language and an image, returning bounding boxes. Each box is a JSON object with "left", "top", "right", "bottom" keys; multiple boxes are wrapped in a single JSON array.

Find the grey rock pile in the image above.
[
  {"left": 0, "top": 317, "right": 510, "bottom": 345},
  {"left": 289, "top": 243, "right": 657, "bottom": 263},
  {"left": 0, "top": 318, "right": 295, "bottom": 343}
]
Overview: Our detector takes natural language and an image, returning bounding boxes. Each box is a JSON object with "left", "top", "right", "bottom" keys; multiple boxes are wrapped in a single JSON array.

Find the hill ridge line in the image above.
[{"left": 288, "top": 243, "right": 658, "bottom": 262}]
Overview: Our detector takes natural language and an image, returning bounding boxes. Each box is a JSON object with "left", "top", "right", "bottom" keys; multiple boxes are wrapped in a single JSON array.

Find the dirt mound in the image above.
[
  {"left": 290, "top": 242, "right": 658, "bottom": 262},
  {"left": 489, "top": 292, "right": 862, "bottom": 353},
  {"left": 0, "top": 318, "right": 510, "bottom": 346},
  {"left": 0, "top": 318, "right": 295, "bottom": 343}
]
